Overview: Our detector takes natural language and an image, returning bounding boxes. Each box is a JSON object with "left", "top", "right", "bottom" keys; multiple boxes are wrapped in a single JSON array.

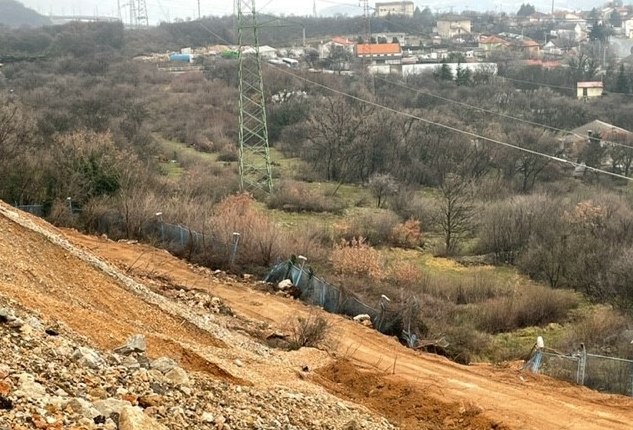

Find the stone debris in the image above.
[
  {"left": 0, "top": 300, "right": 397, "bottom": 430},
  {"left": 353, "top": 314, "right": 373, "bottom": 328},
  {"left": 113, "top": 334, "right": 147, "bottom": 355},
  {"left": 277, "top": 279, "right": 294, "bottom": 290}
]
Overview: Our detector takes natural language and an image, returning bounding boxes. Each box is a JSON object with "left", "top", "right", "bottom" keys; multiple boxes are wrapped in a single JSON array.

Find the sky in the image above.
[
  {"left": 18, "top": 0, "right": 600, "bottom": 24},
  {"left": 19, "top": 0, "right": 316, "bottom": 23}
]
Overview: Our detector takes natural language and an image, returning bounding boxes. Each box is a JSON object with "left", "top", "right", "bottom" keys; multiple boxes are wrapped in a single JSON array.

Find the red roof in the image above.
[
  {"left": 577, "top": 81, "right": 603, "bottom": 88},
  {"left": 331, "top": 36, "right": 355, "bottom": 45},
  {"left": 480, "top": 35, "right": 509, "bottom": 45},
  {"left": 356, "top": 43, "right": 401, "bottom": 55}
]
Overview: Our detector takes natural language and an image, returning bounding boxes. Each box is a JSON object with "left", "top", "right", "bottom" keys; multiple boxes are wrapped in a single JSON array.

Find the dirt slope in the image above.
[{"left": 3, "top": 203, "right": 633, "bottom": 429}]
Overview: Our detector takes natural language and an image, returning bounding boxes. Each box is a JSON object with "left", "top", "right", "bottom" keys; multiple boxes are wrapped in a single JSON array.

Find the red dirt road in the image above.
[{"left": 2, "top": 203, "right": 633, "bottom": 429}]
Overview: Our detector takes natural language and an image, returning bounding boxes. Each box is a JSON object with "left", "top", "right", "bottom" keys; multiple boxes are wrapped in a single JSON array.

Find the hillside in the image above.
[
  {"left": 0, "top": 0, "right": 50, "bottom": 28},
  {"left": 2, "top": 202, "right": 633, "bottom": 429}
]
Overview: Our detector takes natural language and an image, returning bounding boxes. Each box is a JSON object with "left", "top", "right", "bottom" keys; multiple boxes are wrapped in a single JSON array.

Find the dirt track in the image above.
[{"left": 3, "top": 203, "right": 633, "bottom": 429}]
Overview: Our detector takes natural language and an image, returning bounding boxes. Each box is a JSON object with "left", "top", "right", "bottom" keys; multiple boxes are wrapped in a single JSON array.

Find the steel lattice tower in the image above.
[
  {"left": 237, "top": 0, "right": 273, "bottom": 195},
  {"left": 136, "top": 0, "right": 149, "bottom": 27}
]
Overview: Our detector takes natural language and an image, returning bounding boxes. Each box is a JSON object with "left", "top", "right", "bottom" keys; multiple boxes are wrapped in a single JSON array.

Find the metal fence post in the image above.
[
  {"left": 629, "top": 360, "right": 633, "bottom": 397},
  {"left": 230, "top": 232, "right": 240, "bottom": 266},
  {"left": 155, "top": 212, "right": 164, "bottom": 242},
  {"left": 295, "top": 255, "right": 307, "bottom": 286},
  {"left": 576, "top": 343, "right": 587, "bottom": 386}
]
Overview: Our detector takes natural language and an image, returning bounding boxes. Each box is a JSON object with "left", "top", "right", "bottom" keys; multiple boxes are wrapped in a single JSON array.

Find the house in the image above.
[
  {"left": 520, "top": 38, "right": 541, "bottom": 55},
  {"left": 478, "top": 35, "right": 510, "bottom": 52},
  {"left": 552, "top": 22, "right": 585, "bottom": 44},
  {"left": 477, "top": 33, "right": 540, "bottom": 56},
  {"left": 373, "top": 32, "right": 407, "bottom": 46},
  {"left": 577, "top": 81, "right": 603, "bottom": 100},
  {"left": 356, "top": 42, "right": 402, "bottom": 65},
  {"left": 436, "top": 15, "right": 471, "bottom": 40},
  {"left": 318, "top": 37, "right": 356, "bottom": 59},
  {"left": 526, "top": 12, "right": 550, "bottom": 23},
  {"left": 553, "top": 11, "right": 586, "bottom": 27},
  {"left": 560, "top": 119, "right": 631, "bottom": 163},
  {"left": 375, "top": 1, "right": 414, "bottom": 17},
  {"left": 259, "top": 45, "right": 278, "bottom": 59},
  {"left": 542, "top": 39, "right": 564, "bottom": 56},
  {"left": 624, "top": 16, "right": 633, "bottom": 38}
]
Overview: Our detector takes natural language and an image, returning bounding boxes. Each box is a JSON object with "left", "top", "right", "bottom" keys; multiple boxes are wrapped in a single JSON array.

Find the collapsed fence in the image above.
[
  {"left": 264, "top": 258, "right": 421, "bottom": 347},
  {"left": 525, "top": 339, "right": 633, "bottom": 397},
  {"left": 13, "top": 203, "right": 239, "bottom": 267},
  {"left": 15, "top": 202, "right": 422, "bottom": 345}
]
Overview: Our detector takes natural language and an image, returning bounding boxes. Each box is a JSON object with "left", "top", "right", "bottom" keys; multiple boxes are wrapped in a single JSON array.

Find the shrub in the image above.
[
  {"left": 206, "top": 192, "right": 290, "bottom": 268},
  {"left": 265, "top": 180, "right": 346, "bottom": 214},
  {"left": 286, "top": 312, "right": 331, "bottom": 350},
  {"left": 557, "top": 306, "right": 630, "bottom": 355},
  {"left": 389, "top": 218, "right": 423, "bottom": 248},
  {"left": 440, "top": 325, "right": 492, "bottom": 365},
  {"left": 386, "top": 261, "right": 424, "bottom": 289},
  {"left": 416, "top": 271, "right": 508, "bottom": 304},
  {"left": 337, "top": 210, "right": 400, "bottom": 246},
  {"left": 329, "top": 237, "right": 384, "bottom": 280},
  {"left": 474, "top": 285, "right": 578, "bottom": 334},
  {"left": 217, "top": 150, "right": 238, "bottom": 162}
]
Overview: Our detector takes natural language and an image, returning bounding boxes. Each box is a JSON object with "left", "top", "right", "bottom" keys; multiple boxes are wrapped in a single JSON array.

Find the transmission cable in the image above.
[
  {"left": 267, "top": 65, "right": 633, "bottom": 182},
  {"left": 373, "top": 75, "right": 633, "bottom": 151}
]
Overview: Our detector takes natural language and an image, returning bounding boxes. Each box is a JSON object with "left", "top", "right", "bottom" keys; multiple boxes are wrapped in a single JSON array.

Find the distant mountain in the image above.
[
  {"left": 0, "top": 0, "right": 51, "bottom": 28},
  {"left": 318, "top": 4, "right": 363, "bottom": 17}
]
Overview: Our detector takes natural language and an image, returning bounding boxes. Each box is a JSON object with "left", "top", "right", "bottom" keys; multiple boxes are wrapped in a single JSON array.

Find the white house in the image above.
[
  {"left": 624, "top": 16, "right": 633, "bottom": 38},
  {"left": 318, "top": 37, "right": 356, "bottom": 59},
  {"left": 375, "top": 1, "right": 414, "bottom": 17}
]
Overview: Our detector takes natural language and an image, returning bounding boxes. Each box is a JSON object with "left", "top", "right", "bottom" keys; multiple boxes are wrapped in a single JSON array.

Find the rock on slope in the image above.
[{"left": 0, "top": 204, "right": 397, "bottom": 429}]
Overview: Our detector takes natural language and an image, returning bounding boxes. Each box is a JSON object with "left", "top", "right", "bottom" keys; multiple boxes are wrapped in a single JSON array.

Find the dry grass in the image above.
[
  {"left": 473, "top": 286, "right": 579, "bottom": 334},
  {"left": 329, "top": 237, "right": 385, "bottom": 280},
  {"left": 266, "top": 179, "right": 347, "bottom": 214}
]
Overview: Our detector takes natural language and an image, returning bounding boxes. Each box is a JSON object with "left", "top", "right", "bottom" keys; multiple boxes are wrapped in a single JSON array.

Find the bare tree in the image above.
[
  {"left": 498, "top": 126, "right": 559, "bottom": 192},
  {"left": 367, "top": 173, "right": 399, "bottom": 208},
  {"left": 302, "top": 96, "right": 375, "bottom": 182},
  {"left": 0, "top": 96, "right": 38, "bottom": 203},
  {"left": 433, "top": 174, "right": 476, "bottom": 255}
]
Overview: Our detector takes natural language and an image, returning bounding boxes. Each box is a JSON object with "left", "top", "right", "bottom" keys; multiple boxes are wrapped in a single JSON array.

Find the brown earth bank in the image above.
[{"left": 3, "top": 201, "right": 633, "bottom": 429}]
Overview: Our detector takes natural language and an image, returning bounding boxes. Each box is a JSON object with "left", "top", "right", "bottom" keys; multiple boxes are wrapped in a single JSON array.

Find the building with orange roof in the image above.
[
  {"left": 356, "top": 42, "right": 402, "bottom": 65},
  {"left": 478, "top": 35, "right": 511, "bottom": 51}
]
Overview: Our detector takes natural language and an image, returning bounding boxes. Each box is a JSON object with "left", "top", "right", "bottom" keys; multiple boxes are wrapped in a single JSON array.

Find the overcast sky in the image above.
[
  {"left": 20, "top": 0, "right": 320, "bottom": 23},
  {"left": 19, "top": 0, "right": 590, "bottom": 24}
]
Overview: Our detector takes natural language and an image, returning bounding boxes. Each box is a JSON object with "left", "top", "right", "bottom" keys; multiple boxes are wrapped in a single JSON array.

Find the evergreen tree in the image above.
[
  {"left": 615, "top": 63, "right": 631, "bottom": 94},
  {"left": 434, "top": 61, "right": 453, "bottom": 80},
  {"left": 517, "top": 3, "right": 536, "bottom": 17},
  {"left": 455, "top": 63, "right": 471, "bottom": 86}
]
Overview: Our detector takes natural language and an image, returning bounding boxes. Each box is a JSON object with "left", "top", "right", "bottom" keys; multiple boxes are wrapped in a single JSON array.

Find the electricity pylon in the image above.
[
  {"left": 359, "top": 0, "right": 374, "bottom": 93},
  {"left": 136, "top": 0, "right": 149, "bottom": 27},
  {"left": 237, "top": 0, "right": 273, "bottom": 195}
]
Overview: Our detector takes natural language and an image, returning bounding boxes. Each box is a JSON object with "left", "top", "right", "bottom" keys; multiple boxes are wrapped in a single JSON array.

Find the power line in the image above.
[
  {"left": 192, "top": 8, "right": 633, "bottom": 175},
  {"left": 266, "top": 65, "right": 633, "bottom": 182},
  {"left": 373, "top": 75, "right": 633, "bottom": 151}
]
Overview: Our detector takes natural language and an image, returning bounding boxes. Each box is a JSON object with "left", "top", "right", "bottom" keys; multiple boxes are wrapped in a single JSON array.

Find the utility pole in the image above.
[
  {"left": 198, "top": 0, "right": 201, "bottom": 19},
  {"left": 237, "top": 0, "right": 273, "bottom": 195}
]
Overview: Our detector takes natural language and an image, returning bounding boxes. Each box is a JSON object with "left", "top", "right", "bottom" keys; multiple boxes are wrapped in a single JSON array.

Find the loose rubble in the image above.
[{"left": 0, "top": 302, "right": 397, "bottom": 430}]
